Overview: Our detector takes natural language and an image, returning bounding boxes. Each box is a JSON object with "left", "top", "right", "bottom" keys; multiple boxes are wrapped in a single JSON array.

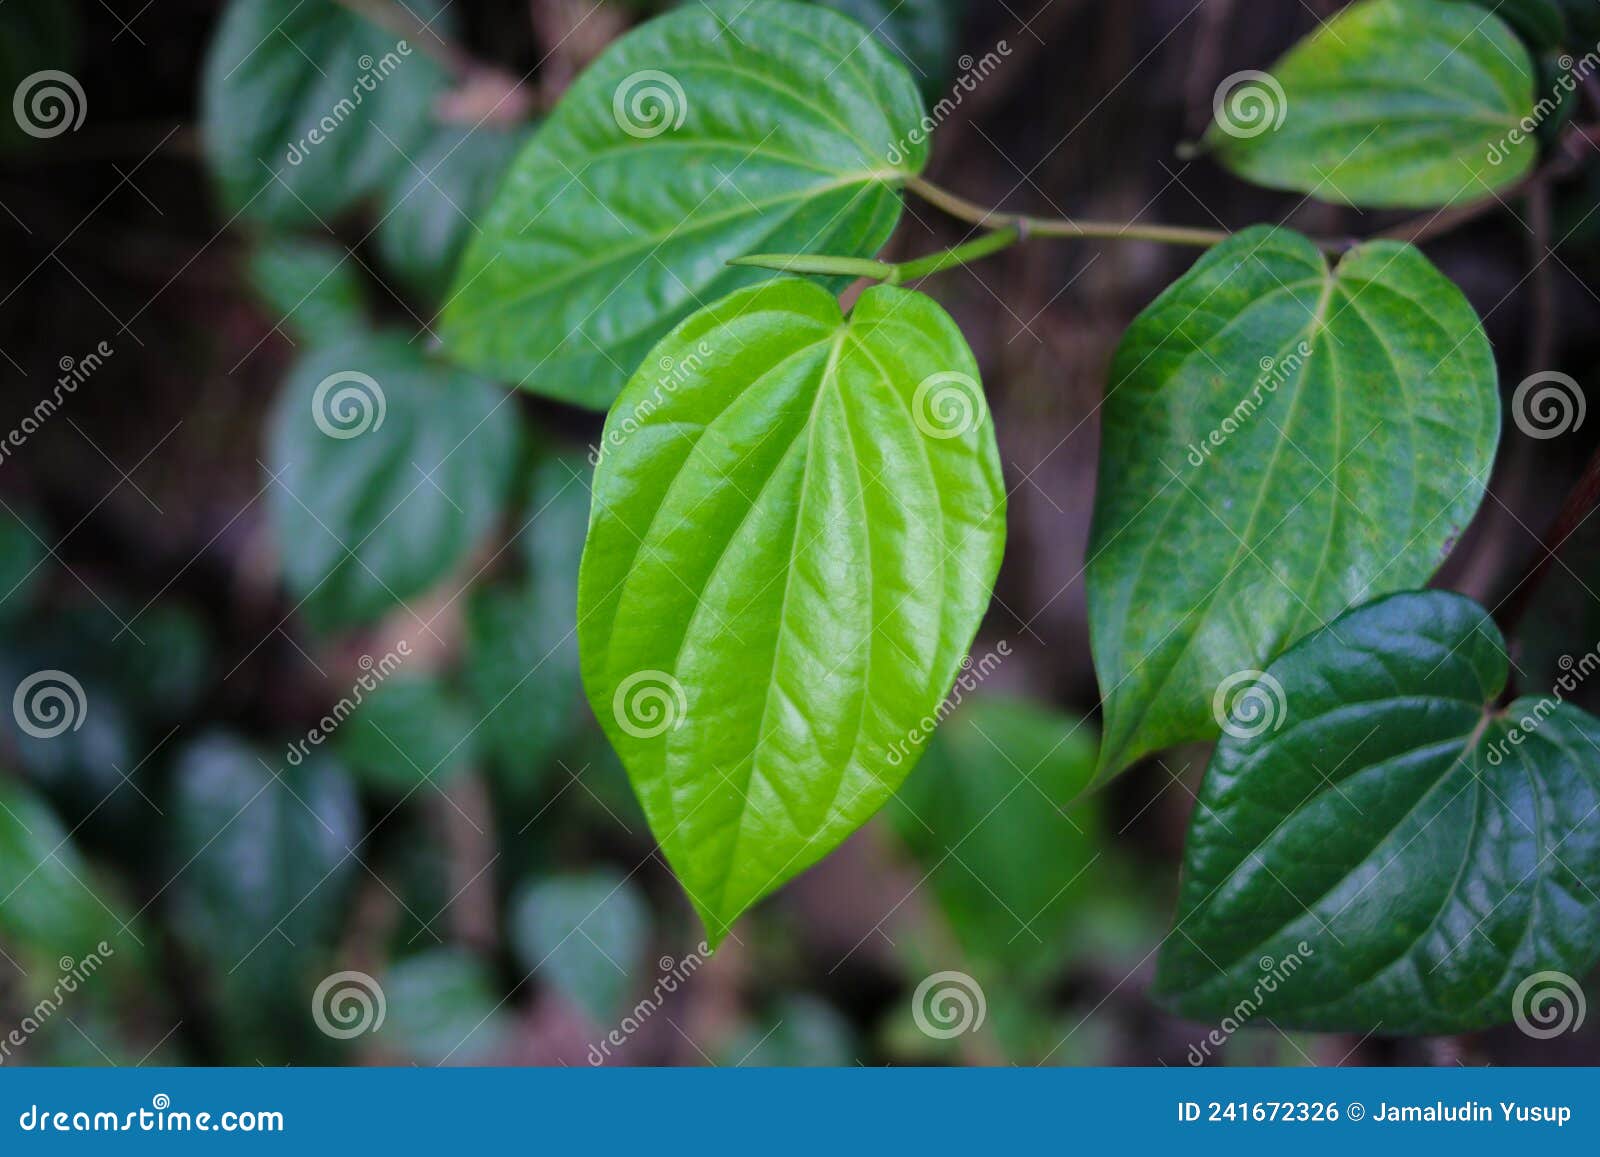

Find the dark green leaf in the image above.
[
  {"left": 201, "top": 0, "right": 450, "bottom": 225},
  {"left": 508, "top": 870, "right": 650, "bottom": 1025},
  {"left": 1088, "top": 227, "right": 1498, "bottom": 783},
  {"left": 442, "top": 0, "right": 928, "bottom": 408},
  {"left": 1208, "top": 0, "right": 1537, "bottom": 207},
  {"left": 169, "top": 733, "right": 360, "bottom": 1057},
  {"left": 579, "top": 280, "right": 1005, "bottom": 942},
  {"left": 464, "top": 456, "right": 589, "bottom": 778},
  {"left": 338, "top": 676, "right": 478, "bottom": 792},
  {"left": 811, "top": 0, "right": 967, "bottom": 98},
  {"left": 266, "top": 332, "right": 520, "bottom": 631},
  {"left": 1451, "top": 0, "right": 1566, "bottom": 47},
  {"left": 377, "top": 124, "right": 526, "bottom": 301},
  {"left": 247, "top": 237, "right": 369, "bottom": 345},
  {"left": 1155, "top": 591, "right": 1600, "bottom": 1034},
  {"left": 0, "top": 777, "right": 142, "bottom": 972},
  {"left": 893, "top": 695, "right": 1101, "bottom": 974}
]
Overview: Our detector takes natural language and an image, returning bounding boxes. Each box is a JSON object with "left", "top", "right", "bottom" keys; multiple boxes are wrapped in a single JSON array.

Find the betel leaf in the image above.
[
  {"left": 1206, "top": 0, "right": 1537, "bottom": 208},
  {"left": 266, "top": 332, "right": 520, "bottom": 631},
  {"left": 338, "top": 675, "right": 478, "bottom": 793},
  {"left": 247, "top": 237, "right": 369, "bottom": 346},
  {"left": 0, "top": 777, "right": 142, "bottom": 972},
  {"left": 376, "top": 124, "right": 526, "bottom": 302},
  {"left": 1087, "top": 227, "right": 1498, "bottom": 784},
  {"left": 1451, "top": 0, "right": 1566, "bottom": 48},
  {"left": 892, "top": 695, "right": 1101, "bottom": 975},
  {"left": 1155, "top": 591, "right": 1600, "bottom": 1034},
  {"left": 442, "top": 0, "right": 928, "bottom": 409},
  {"left": 464, "top": 456, "right": 589, "bottom": 778},
  {"left": 811, "top": 0, "right": 967, "bottom": 98},
  {"left": 578, "top": 279, "right": 1005, "bottom": 942},
  {"left": 201, "top": 0, "right": 449, "bottom": 226},
  {"left": 168, "top": 733, "right": 360, "bottom": 1060},
  {"left": 381, "top": 947, "right": 508, "bottom": 1063},
  {"left": 508, "top": 870, "right": 650, "bottom": 1026}
]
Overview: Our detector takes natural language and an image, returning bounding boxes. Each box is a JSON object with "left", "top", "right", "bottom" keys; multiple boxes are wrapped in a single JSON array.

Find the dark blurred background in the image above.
[{"left": 1, "top": 0, "right": 1598, "bottom": 1067}]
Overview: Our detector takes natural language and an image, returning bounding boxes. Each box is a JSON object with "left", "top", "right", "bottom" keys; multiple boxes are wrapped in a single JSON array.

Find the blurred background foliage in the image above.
[{"left": 1, "top": 0, "right": 1599, "bottom": 1067}]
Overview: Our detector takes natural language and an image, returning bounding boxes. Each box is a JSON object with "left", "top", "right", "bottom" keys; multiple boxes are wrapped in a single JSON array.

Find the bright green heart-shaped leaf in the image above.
[
  {"left": 442, "top": 0, "right": 928, "bottom": 409},
  {"left": 578, "top": 279, "right": 1005, "bottom": 942},
  {"left": 247, "top": 237, "right": 369, "bottom": 346},
  {"left": 201, "top": 0, "right": 449, "bottom": 226},
  {"left": 1087, "top": 227, "right": 1499, "bottom": 784},
  {"left": 508, "top": 870, "right": 650, "bottom": 1026},
  {"left": 1155, "top": 591, "right": 1600, "bottom": 1034},
  {"left": 1206, "top": 0, "right": 1537, "bottom": 207},
  {"left": 266, "top": 332, "right": 520, "bottom": 631},
  {"left": 376, "top": 123, "right": 526, "bottom": 302}
]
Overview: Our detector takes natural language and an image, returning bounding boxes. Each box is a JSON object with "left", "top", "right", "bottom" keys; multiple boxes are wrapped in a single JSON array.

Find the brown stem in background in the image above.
[{"left": 1496, "top": 441, "right": 1600, "bottom": 639}]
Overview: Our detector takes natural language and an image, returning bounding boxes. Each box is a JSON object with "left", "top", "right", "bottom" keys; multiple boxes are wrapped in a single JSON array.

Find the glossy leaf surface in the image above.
[
  {"left": 442, "top": 0, "right": 928, "bottom": 408},
  {"left": 1208, "top": 0, "right": 1537, "bottom": 207},
  {"left": 1088, "top": 227, "right": 1498, "bottom": 782},
  {"left": 1156, "top": 592, "right": 1600, "bottom": 1034},
  {"left": 579, "top": 279, "right": 1005, "bottom": 941}
]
